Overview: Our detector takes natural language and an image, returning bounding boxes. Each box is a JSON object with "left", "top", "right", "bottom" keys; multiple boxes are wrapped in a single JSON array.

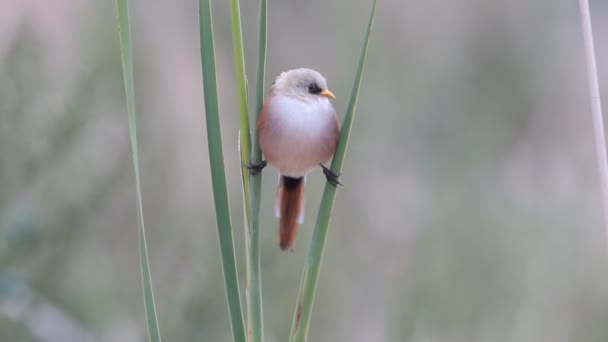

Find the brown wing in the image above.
[
  {"left": 321, "top": 106, "right": 341, "bottom": 163},
  {"left": 257, "top": 96, "right": 274, "bottom": 162}
]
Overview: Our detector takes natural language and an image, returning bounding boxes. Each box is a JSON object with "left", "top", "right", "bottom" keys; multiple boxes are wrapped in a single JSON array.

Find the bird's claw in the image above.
[
  {"left": 320, "top": 164, "right": 342, "bottom": 186},
  {"left": 245, "top": 160, "right": 267, "bottom": 175}
]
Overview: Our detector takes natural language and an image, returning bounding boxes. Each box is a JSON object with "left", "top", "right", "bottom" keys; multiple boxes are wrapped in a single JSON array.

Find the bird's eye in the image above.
[{"left": 307, "top": 83, "right": 322, "bottom": 95}]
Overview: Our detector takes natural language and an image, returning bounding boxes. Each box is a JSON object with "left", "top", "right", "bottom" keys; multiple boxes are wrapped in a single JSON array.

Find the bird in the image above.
[{"left": 248, "top": 68, "right": 341, "bottom": 251}]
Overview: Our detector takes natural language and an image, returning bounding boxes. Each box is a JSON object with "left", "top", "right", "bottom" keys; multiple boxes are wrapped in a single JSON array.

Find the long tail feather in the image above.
[{"left": 277, "top": 176, "right": 304, "bottom": 251}]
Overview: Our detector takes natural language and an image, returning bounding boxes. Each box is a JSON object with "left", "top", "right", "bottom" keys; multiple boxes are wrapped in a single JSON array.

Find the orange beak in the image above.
[{"left": 320, "top": 89, "right": 336, "bottom": 99}]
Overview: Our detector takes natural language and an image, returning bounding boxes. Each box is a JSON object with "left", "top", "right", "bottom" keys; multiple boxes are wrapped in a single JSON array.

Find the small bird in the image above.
[{"left": 249, "top": 68, "right": 341, "bottom": 251}]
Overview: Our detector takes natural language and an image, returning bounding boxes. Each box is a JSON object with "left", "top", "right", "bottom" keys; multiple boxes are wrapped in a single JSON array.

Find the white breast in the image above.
[
  {"left": 263, "top": 96, "right": 337, "bottom": 177},
  {"left": 269, "top": 96, "right": 334, "bottom": 133}
]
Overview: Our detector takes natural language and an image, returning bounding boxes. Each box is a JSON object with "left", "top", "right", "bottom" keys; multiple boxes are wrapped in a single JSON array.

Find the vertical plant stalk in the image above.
[
  {"left": 289, "top": 1, "right": 377, "bottom": 341},
  {"left": 227, "top": 0, "right": 267, "bottom": 339},
  {"left": 115, "top": 1, "right": 162, "bottom": 341},
  {"left": 579, "top": 0, "right": 608, "bottom": 239},
  {"left": 199, "top": 0, "right": 246, "bottom": 341},
  {"left": 246, "top": 0, "right": 267, "bottom": 341},
  {"left": 229, "top": 0, "right": 253, "bottom": 222}
]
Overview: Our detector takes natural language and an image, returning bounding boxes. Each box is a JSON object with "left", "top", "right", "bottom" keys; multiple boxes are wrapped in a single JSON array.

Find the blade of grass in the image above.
[
  {"left": 578, "top": 0, "right": 608, "bottom": 242},
  {"left": 115, "top": 1, "right": 162, "bottom": 341},
  {"left": 199, "top": 0, "right": 246, "bottom": 341},
  {"left": 229, "top": 0, "right": 252, "bottom": 223},
  {"left": 246, "top": 0, "right": 267, "bottom": 341},
  {"left": 253, "top": 0, "right": 267, "bottom": 143},
  {"left": 289, "top": 1, "right": 377, "bottom": 341},
  {"left": 226, "top": 0, "right": 266, "bottom": 340}
]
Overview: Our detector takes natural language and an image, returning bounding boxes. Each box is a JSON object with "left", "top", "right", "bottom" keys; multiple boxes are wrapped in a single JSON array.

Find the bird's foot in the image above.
[
  {"left": 245, "top": 160, "right": 267, "bottom": 175},
  {"left": 320, "top": 164, "right": 342, "bottom": 186}
]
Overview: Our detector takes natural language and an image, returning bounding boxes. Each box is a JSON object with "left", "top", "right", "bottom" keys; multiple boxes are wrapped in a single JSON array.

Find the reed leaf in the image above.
[
  {"left": 199, "top": 0, "right": 246, "bottom": 340},
  {"left": 245, "top": 0, "right": 268, "bottom": 341},
  {"left": 115, "top": 1, "right": 162, "bottom": 341},
  {"left": 289, "top": 1, "right": 378, "bottom": 340},
  {"left": 228, "top": 0, "right": 253, "bottom": 223}
]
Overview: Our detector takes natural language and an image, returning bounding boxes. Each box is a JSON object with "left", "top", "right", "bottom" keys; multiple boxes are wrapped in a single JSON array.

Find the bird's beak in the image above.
[{"left": 320, "top": 89, "right": 336, "bottom": 99}]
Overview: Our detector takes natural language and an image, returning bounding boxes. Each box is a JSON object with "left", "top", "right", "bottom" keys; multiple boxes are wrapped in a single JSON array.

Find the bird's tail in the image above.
[{"left": 276, "top": 176, "right": 305, "bottom": 251}]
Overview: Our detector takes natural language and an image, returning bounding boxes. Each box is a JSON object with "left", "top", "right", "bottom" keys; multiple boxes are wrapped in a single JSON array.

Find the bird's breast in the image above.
[{"left": 259, "top": 96, "right": 339, "bottom": 177}]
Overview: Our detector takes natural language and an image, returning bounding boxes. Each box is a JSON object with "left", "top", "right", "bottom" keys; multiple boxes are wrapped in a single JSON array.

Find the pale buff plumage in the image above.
[{"left": 257, "top": 68, "right": 339, "bottom": 250}]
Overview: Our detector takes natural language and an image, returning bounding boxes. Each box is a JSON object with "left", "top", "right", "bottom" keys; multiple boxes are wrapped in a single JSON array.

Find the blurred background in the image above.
[{"left": 2, "top": 0, "right": 608, "bottom": 341}]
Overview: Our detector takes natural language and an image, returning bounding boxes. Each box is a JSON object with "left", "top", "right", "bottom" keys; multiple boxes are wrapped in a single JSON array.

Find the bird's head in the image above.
[{"left": 272, "top": 68, "right": 336, "bottom": 101}]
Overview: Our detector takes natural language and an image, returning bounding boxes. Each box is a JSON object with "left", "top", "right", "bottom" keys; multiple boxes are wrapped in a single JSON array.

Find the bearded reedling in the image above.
[{"left": 248, "top": 68, "right": 341, "bottom": 251}]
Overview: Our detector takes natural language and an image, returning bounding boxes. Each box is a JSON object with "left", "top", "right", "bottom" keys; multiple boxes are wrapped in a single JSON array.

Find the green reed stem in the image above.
[
  {"left": 245, "top": 0, "right": 268, "bottom": 341},
  {"left": 289, "top": 1, "right": 377, "bottom": 340},
  {"left": 115, "top": 1, "right": 162, "bottom": 341},
  {"left": 199, "top": 0, "right": 246, "bottom": 340}
]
